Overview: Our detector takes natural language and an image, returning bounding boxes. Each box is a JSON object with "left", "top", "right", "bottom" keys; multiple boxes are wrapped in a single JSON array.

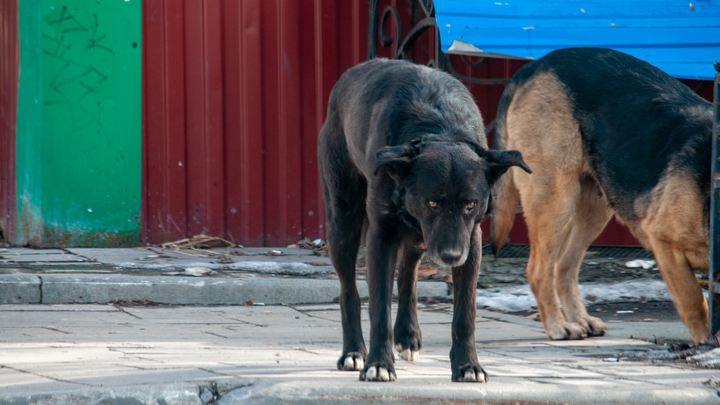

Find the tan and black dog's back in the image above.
[{"left": 491, "top": 48, "right": 713, "bottom": 343}]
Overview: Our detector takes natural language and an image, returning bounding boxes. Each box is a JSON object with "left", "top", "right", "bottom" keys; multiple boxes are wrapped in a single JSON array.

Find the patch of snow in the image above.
[
  {"left": 115, "top": 261, "right": 334, "bottom": 275},
  {"left": 476, "top": 280, "right": 673, "bottom": 312},
  {"left": 184, "top": 267, "right": 215, "bottom": 277},
  {"left": 625, "top": 259, "right": 655, "bottom": 269},
  {"left": 688, "top": 347, "right": 720, "bottom": 367}
]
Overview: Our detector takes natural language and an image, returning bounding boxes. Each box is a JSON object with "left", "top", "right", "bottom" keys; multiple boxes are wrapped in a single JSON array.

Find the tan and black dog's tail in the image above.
[{"left": 489, "top": 83, "right": 520, "bottom": 257}]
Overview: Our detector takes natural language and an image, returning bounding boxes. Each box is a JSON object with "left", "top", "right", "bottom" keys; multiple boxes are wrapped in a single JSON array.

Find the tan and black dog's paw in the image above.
[
  {"left": 547, "top": 322, "right": 587, "bottom": 340},
  {"left": 452, "top": 364, "right": 488, "bottom": 383},
  {"left": 581, "top": 315, "right": 608, "bottom": 337}
]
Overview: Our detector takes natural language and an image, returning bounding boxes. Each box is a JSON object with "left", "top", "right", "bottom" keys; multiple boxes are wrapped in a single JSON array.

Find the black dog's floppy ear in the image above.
[
  {"left": 373, "top": 144, "right": 416, "bottom": 183},
  {"left": 484, "top": 149, "right": 532, "bottom": 184}
]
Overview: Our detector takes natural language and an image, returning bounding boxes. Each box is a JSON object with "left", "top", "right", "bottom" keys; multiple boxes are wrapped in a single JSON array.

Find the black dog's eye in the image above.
[
  {"left": 428, "top": 200, "right": 438, "bottom": 210},
  {"left": 465, "top": 201, "right": 476, "bottom": 213}
]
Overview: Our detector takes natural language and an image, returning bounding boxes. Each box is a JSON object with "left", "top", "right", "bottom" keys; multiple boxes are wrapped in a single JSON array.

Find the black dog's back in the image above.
[
  {"left": 504, "top": 48, "right": 712, "bottom": 220},
  {"left": 325, "top": 59, "right": 487, "bottom": 178}
]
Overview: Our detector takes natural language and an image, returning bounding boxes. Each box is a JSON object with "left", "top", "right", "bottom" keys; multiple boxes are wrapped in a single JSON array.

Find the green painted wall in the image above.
[{"left": 16, "top": 0, "right": 142, "bottom": 247}]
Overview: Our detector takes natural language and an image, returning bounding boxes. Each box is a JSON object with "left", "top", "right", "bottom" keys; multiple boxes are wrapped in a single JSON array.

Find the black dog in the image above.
[{"left": 318, "top": 58, "right": 531, "bottom": 382}]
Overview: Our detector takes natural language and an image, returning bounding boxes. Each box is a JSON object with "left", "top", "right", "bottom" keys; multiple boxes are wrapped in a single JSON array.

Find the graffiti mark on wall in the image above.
[{"left": 42, "top": 6, "right": 115, "bottom": 132}]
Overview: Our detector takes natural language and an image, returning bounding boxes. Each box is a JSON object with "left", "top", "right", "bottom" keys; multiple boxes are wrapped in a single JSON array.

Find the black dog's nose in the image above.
[{"left": 440, "top": 250, "right": 462, "bottom": 265}]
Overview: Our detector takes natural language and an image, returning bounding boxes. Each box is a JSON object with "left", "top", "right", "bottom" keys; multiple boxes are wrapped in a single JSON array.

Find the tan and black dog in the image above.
[
  {"left": 491, "top": 47, "right": 713, "bottom": 344},
  {"left": 319, "top": 58, "right": 530, "bottom": 382}
]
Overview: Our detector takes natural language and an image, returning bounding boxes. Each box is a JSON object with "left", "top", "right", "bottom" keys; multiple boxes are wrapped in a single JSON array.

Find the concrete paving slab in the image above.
[
  {"left": 34, "top": 274, "right": 447, "bottom": 305},
  {"left": 0, "top": 275, "right": 40, "bottom": 304},
  {"left": 219, "top": 379, "right": 720, "bottom": 405},
  {"left": 0, "top": 304, "right": 716, "bottom": 404},
  {"left": 1, "top": 254, "right": 86, "bottom": 263},
  {"left": 0, "top": 248, "right": 66, "bottom": 256}
]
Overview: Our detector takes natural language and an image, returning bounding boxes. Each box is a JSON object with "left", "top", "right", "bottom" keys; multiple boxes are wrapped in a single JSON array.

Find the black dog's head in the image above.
[{"left": 374, "top": 139, "right": 531, "bottom": 267}]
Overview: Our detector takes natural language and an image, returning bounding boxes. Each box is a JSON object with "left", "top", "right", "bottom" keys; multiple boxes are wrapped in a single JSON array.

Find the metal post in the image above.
[{"left": 709, "top": 62, "right": 720, "bottom": 340}]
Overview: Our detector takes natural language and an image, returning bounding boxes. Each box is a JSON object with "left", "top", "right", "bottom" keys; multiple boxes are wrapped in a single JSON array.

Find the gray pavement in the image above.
[
  {"left": 0, "top": 247, "right": 717, "bottom": 403},
  {"left": 0, "top": 303, "right": 717, "bottom": 404}
]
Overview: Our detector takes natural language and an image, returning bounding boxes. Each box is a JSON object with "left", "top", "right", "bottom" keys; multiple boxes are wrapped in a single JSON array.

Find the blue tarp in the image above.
[{"left": 435, "top": 0, "right": 720, "bottom": 80}]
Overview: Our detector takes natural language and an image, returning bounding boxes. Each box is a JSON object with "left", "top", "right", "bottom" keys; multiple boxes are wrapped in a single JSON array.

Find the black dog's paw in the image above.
[
  {"left": 337, "top": 351, "right": 365, "bottom": 371},
  {"left": 452, "top": 364, "right": 489, "bottom": 383},
  {"left": 394, "top": 343, "right": 420, "bottom": 361},
  {"left": 394, "top": 320, "right": 422, "bottom": 361},
  {"left": 360, "top": 362, "right": 397, "bottom": 382}
]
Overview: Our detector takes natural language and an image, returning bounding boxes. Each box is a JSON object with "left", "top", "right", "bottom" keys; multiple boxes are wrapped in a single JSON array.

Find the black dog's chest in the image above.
[{"left": 391, "top": 189, "right": 424, "bottom": 244}]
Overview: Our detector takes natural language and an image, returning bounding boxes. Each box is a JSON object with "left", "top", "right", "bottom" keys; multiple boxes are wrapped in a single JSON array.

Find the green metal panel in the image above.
[
  {"left": 17, "top": 0, "right": 44, "bottom": 246},
  {"left": 16, "top": 0, "right": 142, "bottom": 247}
]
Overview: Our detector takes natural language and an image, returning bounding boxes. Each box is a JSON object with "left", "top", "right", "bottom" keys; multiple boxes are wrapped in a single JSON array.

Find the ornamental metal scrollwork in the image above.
[{"left": 367, "top": 0, "right": 510, "bottom": 86}]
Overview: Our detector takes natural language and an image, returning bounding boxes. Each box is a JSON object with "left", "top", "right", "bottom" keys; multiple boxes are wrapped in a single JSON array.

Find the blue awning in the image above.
[{"left": 435, "top": 0, "right": 720, "bottom": 80}]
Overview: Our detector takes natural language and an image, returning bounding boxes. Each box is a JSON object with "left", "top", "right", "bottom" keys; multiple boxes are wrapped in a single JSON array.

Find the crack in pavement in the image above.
[
  {"left": 0, "top": 364, "right": 93, "bottom": 386},
  {"left": 41, "top": 326, "right": 72, "bottom": 334},
  {"left": 228, "top": 318, "right": 267, "bottom": 327},
  {"left": 114, "top": 304, "right": 143, "bottom": 319},
  {"left": 288, "top": 306, "right": 341, "bottom": 323},
  {"left": 203, "top": 331, "right": 229, "bottom": 339}
]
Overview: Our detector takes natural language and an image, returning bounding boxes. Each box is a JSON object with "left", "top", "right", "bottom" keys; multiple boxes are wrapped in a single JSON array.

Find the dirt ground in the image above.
[{"left": 478, "top": 256, "right": 666, "bottom": 288}]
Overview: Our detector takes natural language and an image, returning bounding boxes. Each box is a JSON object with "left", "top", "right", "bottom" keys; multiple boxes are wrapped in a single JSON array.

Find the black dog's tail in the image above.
[{"left": 489, "top": 81, "right": 521, "bottom": 258}]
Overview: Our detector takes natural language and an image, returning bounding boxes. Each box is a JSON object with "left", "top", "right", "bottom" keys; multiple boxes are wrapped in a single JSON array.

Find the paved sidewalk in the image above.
[
  {"left": 0, "top": 247, "right": 447, "bottom": 305},
  {"left": 0, "top": 302, "right": 717, "bottom": 404},
  {"left": 0, "top": 247, "right": 717, "bottom": 403}
]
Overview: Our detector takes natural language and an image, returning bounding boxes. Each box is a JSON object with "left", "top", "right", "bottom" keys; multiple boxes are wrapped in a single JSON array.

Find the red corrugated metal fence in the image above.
[
  {"left": 143, "top": 0, "right": 369, "bottom": 246},
  {"left": 142, "top": 0, "right": 715, "bottom": 247},
  {"left": 0, "top": 0, "right": 18, "bottom": 243}
]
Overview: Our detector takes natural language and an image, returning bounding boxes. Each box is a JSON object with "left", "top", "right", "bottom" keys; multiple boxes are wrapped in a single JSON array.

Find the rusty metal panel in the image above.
[
  {"left": 143, "top": 0, "right": 369, "bottom": 246},
  {"left": 0, "top": 0, "right": 18, "bottom": 242}
]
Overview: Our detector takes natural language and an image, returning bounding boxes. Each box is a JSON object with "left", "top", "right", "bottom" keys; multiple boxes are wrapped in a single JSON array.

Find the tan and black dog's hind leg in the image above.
[
  {"left": 318, "top": 116, "right": 368, "bottom": 371},
  {"left": 554, "top": 175, "right": 611, "bottom": 337},
  {"left": 394, "top": 240, "right": 424, "bottom": 362},
  {"left": 639, "top": 175, "right": 710, "bottom": 343},
  {"left": 650, "top": 244, "right": 708, "bottom": 343},
  {"left": 505, "top": 73, "right": 604, "bottom": 340},
  {"left": 520, "top": 171, "right": 589, "bottom": 340}
]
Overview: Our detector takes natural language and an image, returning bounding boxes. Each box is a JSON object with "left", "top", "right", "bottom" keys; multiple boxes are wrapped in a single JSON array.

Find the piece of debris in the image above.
[
  {"left": 254, "top": 302, "right": 265, "bottom": 306},
  {"left": 184, "top": 267, "right": 215, "bottom": 277},
  {"left": 585, "top": 295, "right": 597, "bottom": 302},
  {"left": 160, "top": 235, "right": 236, "bottom": 250},
  {"left": 704, "top": 376, "right": 720, "bottom": 387},
  {"left": 296, "top": 237, "right": 328, "bottom": 257},
  {"left": 625, "top": 259, "right": 655, "bottom": 269},
  {"left": 616, "top": 310, "right": 634, "bottom": 314},
  {"left": 152, "top": 234, "right": 239, "bottom": 263},
  {"left": 230, "top": 249, "right": 251, "bottom": 256},
  {"left": 524, "top": 313, "right": 541, "bottom": 321},
  {"left": 244, "top": 300, "right": 254, "bottom": 306},
  {"left": 603, "top": 357, "right": 619, "bottom": 362},
  {"left": 418, "top": 266, "right": 438, "bottom": 278}
]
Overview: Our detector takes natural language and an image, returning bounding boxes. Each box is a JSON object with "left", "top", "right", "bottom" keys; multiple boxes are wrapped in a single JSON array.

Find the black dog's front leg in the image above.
[
  {"left": 360, "top": 224, "right": 399, "bottom": 382},
  {"left": 450, "top": 225, "right": 488, "bottom": 382}
]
